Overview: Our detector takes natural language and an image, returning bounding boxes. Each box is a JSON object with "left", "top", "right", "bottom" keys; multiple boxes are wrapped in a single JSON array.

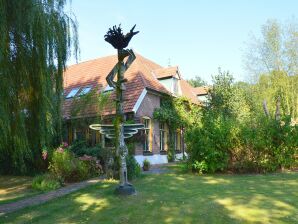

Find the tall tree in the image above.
[
  {"left": 188, "top": 75, "right": 207, "bottom": 87},
  {"left": 244, "top": 19, "right": 298, "bottom": 119},
  {"left": 0, "top": 0, "right": 78, "bottom": 174},
  {"left": 244, "top": 19, "right": 298, "bottom": 77}
]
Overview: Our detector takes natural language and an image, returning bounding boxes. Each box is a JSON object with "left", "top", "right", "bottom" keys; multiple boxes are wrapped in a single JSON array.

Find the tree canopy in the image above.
[
  {"left": 187, "top": 75, "right": 207, "bottom": 87},
  {"left": 0, "top": 0, "right": 78, "bottom": 174},
  {"left": 244, "top": 19, "right": 298, "bottom": 119}
]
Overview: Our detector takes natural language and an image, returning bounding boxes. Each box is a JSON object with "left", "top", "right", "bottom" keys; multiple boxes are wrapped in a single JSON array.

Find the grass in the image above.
[
  {"left": 0, "top": 171, "right": 297, "bottom": 224},
  {"left": 0, "top": 176, "right": 39, "bottom": 205}
]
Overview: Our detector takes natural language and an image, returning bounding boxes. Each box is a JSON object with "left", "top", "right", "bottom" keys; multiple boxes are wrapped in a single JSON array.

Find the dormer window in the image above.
[
  {"left": 172, "top": 78, "right": 178, "bottom": 94},
  {"left": 66, "top": 87, "right": 80, "bottom": 98},
  {"left": 79, "top": 86, "right": 92, "bottom": 96},
  {"left": 158, "top": 77, "right": 179, "bottom": 95}
]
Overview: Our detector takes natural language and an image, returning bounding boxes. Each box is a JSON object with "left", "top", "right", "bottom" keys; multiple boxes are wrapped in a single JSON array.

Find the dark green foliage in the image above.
[
  {"left": 167, "top": 144, "right": 175, "bottom": 162},
  {"left": 79, "top": 157, "right": 102, "bottom": 177},
  {"left": 49, "top": 148, "right": 89, "bottom": 182},
  {"left": 142, "top": 159, "right": 150, "bottom": 171},
  {"left": 186, "top": 69, "right": 298, "bottom": 174},
  {"left": 126, "top": 143, "right": 141, "bottom": 180},
  {"left": 126, "top": 155, "right": 141, "bottom": 180},
  {"left": 154, "top": 96, "right": 199, "bottom": 128},
  {"left": 0, "top": 0, "right": 78, "bottom": 174},
  {"left": 236, "top": 116, "right": 298, "bottom": 172},
  {"left": 32, "top": 174, "right": 62, "bottom": 191},
  {"left": 154, "top": 96, "right": 201, "bottom": 162},
  {"left": 186, "top": 116, "right": 232, "bottom": 173},
  {"left": 69, "top": 140, "right": 101, "bottom": 158}
]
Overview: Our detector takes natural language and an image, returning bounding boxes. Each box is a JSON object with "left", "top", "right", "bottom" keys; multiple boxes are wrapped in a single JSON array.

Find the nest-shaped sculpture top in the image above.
[{"left": 104, "top": 24, "right": 139, "bottom": 50}]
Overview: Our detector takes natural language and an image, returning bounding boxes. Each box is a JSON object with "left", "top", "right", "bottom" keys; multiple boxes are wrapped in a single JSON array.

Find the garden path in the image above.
[{"left": 0, "top": 177, "right": 103, "bottom": 216}]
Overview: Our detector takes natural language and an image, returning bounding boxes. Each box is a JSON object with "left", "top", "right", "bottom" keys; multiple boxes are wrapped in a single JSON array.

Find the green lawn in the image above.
[
  {"left": 0, "top": 176, "right": 39, "bottom": 205},
  {"left": 1, "top": 171, "right": 297, "bottom": 224}
]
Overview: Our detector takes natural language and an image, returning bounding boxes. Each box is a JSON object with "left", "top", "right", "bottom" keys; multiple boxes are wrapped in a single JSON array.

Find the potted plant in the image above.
[{"left": 143, "top": 159, "right": 150, "bottom": 171}]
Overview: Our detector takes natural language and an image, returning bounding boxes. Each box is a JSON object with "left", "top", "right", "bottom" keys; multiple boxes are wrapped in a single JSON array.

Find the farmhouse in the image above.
[{"left": 62, "top": 53, "right": 207, "bottom": 165}]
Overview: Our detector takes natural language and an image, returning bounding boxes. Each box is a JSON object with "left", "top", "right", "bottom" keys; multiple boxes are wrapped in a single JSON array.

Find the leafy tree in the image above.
[
  {"left": 187, "top": 76, "right": 207, "bottom": 87},
  {"left": 0, "top": 0, "right": 78, "bottom": 174},
  {"left": 244, "top": 19, "right": 298, "bottom": 77},
  {"left": 244, "top": 19, "right": 298, "bottom": 119},
  {"left": 186, "top": 69, "right": 297, "bottom": 173}
]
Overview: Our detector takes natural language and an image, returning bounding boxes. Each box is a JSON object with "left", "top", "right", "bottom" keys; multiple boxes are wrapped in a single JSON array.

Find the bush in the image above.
[
  {"left": 69, "top": 140, "right": 101, "bottom": 158},
  {"left": 126, "top": 155, "right": 141, "bottom": 180},
  {"left": 192, "top": 160, "right": 208, "bottom": 174},
  {"left": 79, "top": 155, "right": 102, "bottom": 176},
  {"left": 185, "top": 114, "right": 231, "bottom": 173},
  {"left": 143, "top": 159, "right": 150, "bottom": 171},
  {"left": 49, "top": 147, "right": 89, "bottom": 182},
  {"left": 167, "top": 145, "right": 175, "bottom": 162},
  {"left": 32, "top": 174, "right": 61, "bottom": 191}
]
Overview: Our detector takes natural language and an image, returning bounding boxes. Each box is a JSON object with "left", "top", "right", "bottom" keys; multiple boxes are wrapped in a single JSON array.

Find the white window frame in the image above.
[
  {"left": 79, "top": 86, "right": 92, "bottom": 96},
  {"left": 66, "top": 87, "right": 80, "bottom": 98},
  {"left": 159, "top": 123, "right": 165, "bottom": 152},
  {"left": 143, "top": 117, "right": 151, "bottom": 152},
  {"left": 103, "top": 84, "right": 114, "bottom": 92}
]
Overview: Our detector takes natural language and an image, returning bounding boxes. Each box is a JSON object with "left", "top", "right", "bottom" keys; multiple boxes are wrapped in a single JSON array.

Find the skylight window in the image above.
[
  {"left": 66, "top": 88, "right": 80, "bottom": 98},
  {"left": 103, "top": 84, "right": 114, "bottom": 92},
  {"left": 79, "top": 86, "right": 92, "bottom": 96}
]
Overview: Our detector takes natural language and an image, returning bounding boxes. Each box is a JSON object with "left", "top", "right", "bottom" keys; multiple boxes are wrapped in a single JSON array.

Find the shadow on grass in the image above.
[
  {"left": 1, "top": 172, "right": 298, "bottom": 223},
  {"left": 0, "top": 176, "right": 39, "bottom": 205}
]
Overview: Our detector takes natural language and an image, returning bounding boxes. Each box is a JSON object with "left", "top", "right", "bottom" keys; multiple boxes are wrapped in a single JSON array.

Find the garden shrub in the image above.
[
  {"left": 32, "top": 174, "right": 61, "bottom": 191},
  {"left": 185, "top": 71, "right": 298, "bottom": 174},
  {"left": 69, "top": 140, "right": 101, "bottom": 158},
  {"left": 126, "top": 155, "right": 141, "bottom": 180},
  {"left": 79, "top": 155, "right": 102, "bottom": 176},
  {"left": 49, "top": 147, "right": 89, "bottom": 182},
  {"left": 143, "top": 159, "right": 151, "bottom": 171}
]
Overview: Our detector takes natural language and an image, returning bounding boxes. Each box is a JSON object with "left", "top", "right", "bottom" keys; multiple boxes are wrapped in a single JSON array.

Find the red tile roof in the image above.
[
  {"left": 153, "top": 66, "right": 179, "bottom": 79},
  {"left": 63, "top": 54, "right": 170, "bottom": 119},
  {"left": 62, "top": 53, "right": 203, "bottom": 119},
  {"left": 179, "top": 79, "right": 201, "bottom": 105},
  {"left": 193, "top": 86, "right": 209, "bottom": 95}
]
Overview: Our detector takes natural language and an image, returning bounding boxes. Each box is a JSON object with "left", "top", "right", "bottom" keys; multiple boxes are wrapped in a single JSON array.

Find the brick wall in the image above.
[{"left": 134, "top": 91, "right": 161, "bottom": 155}]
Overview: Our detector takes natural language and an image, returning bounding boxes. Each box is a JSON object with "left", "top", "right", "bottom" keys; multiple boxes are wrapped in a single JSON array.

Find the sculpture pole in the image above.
[
  {"left": 116, "top": 49, "right": 128, "bottom": 187},
  {"left": 104, "top": 25, "right": 139, "bottom": 195}
]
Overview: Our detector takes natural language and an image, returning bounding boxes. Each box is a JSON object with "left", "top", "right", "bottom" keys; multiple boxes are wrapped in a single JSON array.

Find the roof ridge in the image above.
[
  {"left": 153, "top": 65, "right": 178, "bottom": 71},
  {"left": 66, "top": 54, "right": 117, "bottom": 68},
  {"left": 134, "top": 53, "right": 163, "bottom": 68}
]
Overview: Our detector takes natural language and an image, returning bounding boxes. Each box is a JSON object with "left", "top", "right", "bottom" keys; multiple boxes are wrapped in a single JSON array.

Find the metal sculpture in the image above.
[
  {"left": 90, "top": 24, "right": 142, "bottom": 195},
  {"left": 89, "top": 124, "right": 144, "bottom": 139}
]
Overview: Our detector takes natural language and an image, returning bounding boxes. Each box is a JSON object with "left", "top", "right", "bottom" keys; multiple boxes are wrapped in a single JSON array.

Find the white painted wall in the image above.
[
  {"left": 134, "top": 154, "right": 168, "bottom": 166},
  {"left": 175, "top": 152, "right": 188, "bottom": 160}
]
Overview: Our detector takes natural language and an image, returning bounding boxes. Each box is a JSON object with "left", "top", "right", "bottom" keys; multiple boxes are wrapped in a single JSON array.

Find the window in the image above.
[
  {"left": 160, "top": 123, "right": 165, "bottom": 151},
  {"left": 143, "top": 117, "right": 151, "bottom": 152},
  {"left": 79, "top": 86, "right": 92, "bottom": 96},
  {"left": 66, "top": 88, "right": 80, "bottom": 98},
  {"left": 197, "top": 95, "right": 209, "bottom": 105},
  {"left": 172, "top": 78, "right": 178, "bottom": 94},
  {"left": 103, "top": 84, "right": 114, "bottom": 92},
  {"left": 174, "top": 128, "right": 182, "bottom": 151},
  {"left": 73, "top": 128, "right": 84, "bottom": 141}
]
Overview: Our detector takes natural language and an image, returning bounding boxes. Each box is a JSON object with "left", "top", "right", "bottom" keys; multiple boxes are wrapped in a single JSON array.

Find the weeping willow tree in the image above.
[{"left": 0, "top": 0, "right": 78, "bottom": 174}]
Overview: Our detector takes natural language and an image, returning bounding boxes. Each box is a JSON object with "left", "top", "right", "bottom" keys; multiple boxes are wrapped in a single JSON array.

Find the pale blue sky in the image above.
[{"left": 68, "top": 0, "right": 298, "bottom": 83}]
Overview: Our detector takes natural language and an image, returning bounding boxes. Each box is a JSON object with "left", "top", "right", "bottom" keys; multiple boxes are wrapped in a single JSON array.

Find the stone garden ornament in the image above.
[{"left": 89, "top": 24, "right": 143, "bottom": 195}]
